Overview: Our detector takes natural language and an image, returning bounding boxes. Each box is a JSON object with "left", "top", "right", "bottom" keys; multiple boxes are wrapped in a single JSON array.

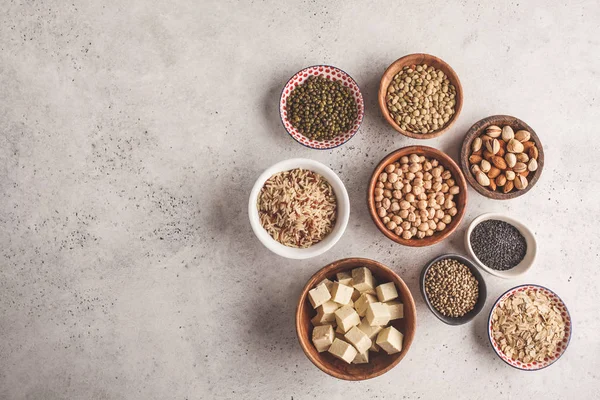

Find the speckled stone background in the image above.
[{"left": 1, "top": 1, "right": 599, "bottom": 399}]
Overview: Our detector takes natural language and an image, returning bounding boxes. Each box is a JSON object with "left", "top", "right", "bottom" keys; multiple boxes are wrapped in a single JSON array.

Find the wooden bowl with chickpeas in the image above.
[{"left": 367, "top": 146, "right": 468, "bottom": 247}]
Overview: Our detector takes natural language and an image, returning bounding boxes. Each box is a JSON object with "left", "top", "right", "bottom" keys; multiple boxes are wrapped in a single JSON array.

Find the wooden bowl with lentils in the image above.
[
  {"left": 378, "top": 54, "right": 463, "bottom": 139},
  {"left": 367, "top": 146, "right": 468, "bottom": 247}
]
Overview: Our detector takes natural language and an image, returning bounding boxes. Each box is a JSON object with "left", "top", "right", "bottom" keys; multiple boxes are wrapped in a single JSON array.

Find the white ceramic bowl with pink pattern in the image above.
[
  {"left": 488, "top": 284, "right": 572, "bottom": 371},
  {"left": 279, "top": 65, "right": 364, "bottom": 150}
]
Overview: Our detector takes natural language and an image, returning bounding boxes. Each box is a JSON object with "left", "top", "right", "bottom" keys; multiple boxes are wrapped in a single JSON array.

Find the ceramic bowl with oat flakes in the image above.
[{"left": 488, "top": 284, "right": 571, "bottom": 371}]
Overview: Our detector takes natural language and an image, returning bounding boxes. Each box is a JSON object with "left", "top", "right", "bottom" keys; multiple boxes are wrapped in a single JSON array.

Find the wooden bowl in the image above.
[
  {"left": 295, "top": 258, "right": 417, "bottom": 381},
  {"left": 367, "top": 146, "right": 468, "bottom": 247},
  {"left": 460, "top": 115, "right": 544, "bottom": 200},
  {"left": 378, "top": 54, "right": 463, "bottom": 139}
]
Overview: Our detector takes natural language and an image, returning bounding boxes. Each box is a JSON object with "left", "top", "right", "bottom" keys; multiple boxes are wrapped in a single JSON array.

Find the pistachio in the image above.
[
  {"left": 516, "top": 152, "right": 529, "bottom": 163},
  {"left": 480, "top": 159, "right": 491, "bottom": 173},
  {"left": 476, "top": 171, "right": 490, "bottom": 186},
  {"left": 486, "top": 125, "right": 502, "bottom": 138},
  {"left": 496, "top": 174, "right": 507, "bottom": 187},
  {"left": 515, "top": 175, "right": 528, "bottom": 190},
  {"left": 514, "top": 130, "right": 531, "bottom": 142},
  {"left": 471, "top": 164, "right": 481, "bottom": 175},
  {"left": 513, "top": 162, "right": 527, "bottom": 173},
  {"left": 491, "top": 155, "right": 508, "bottom": 170},
  {"left": 501, "top": 126, "right": 514, "bottom": 142},
  {"left": 507, "top": 139, "right": 524, "bottom": 153},
  {"left": 505, "top": 170, "right": 516, "bottom": 181},
  {"left": 504, "top": 153, "right": 517, "bottom": 168},
  {"left": 485, "top": 138, "right": 500, "bottom": 155},
  {"left": 528, "top": 158, "right": 538, "bottom": 172},
  {"left": 529, "top": 146, "right": 539, "bottom": 160},
  {"left": 472, "top": 137, "right": 482, "bottom": 152},
  {"left": 487, "top": 166, "right": 501, "bottom": 179},
  {"left": 503, "top": 180, "right": 514, "bottom": 193},
  {"left": 469, "top": 154, "right": 483, "bottom": 164}
]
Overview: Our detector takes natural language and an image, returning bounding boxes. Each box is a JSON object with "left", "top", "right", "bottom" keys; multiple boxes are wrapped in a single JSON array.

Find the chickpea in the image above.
[
  {"left": 394, "top": 226, "right": 403, "bottom": 236},
  {"left": 435, "top": 209, "right": 444, "bottom": 219},
  {"left": 382, "top": 198, "right": 391, "bottom": 209},
  {"left": 446, "top": 179, "right": 455, "bottom": 187},
  {"left": 392, "top": 190, "right": 402, "bottom": 199},
  {"left": 441, "top": 183, "right": 449, "bottom": 193},
  {"left": 409, "top": 154, "right": 420, "bottom": 163},
  {"left": 382, "top": 216, "right": 391, "bottom": 224},
  {"left": 400, "top": 156, "right": 409, "bottom": 164},
  {"left": 437, "top": 221, "right": 447, "bottom": 231},
  {"left": 388, "top": 173, "right": 399, "bottom": 183},
  {"left": 379, "top": 172, "right": 388, "bottom": 182},
  {"left": 374, "top": 188, "right": 384, "bottom": 196},
  {"left": 418, "top": 209, "right": 427, "bottom": 220},
  {"left": 446, "top": 194, "right": 454, "bottom": 202},
  {"left": 376, "top": 181, "right": 384, "bottom": 189},
  {"left": 378, "top": 208, "right": 387, "bottom": 218},
  {"left": 408, "top": 163, "right": 420, "bottom": 173},
  {"left": 416, "top": 231, "right": 426, "bottom": 239},
  {"left": 419, "top": 155, "right": 426, "bottom": 163},
  {"left": 393, "top": 162, "right": 400, "bottom": 169},
  {"left": 399, "top": 209, "right": 409, "bottom": 219},
  {"left": 436, "top": 193, "right": 445, "bottom": 205},
  {"left": 374, "top": 195, "right": 384, "bottom": 202},
  {"left": 384, "top": 182, "right": 393, "bottom": 189},
  {"left": 390, "top": 202, "right": 400, "bottom": 212},
  {"left": 425, "top": 229, "right": 434, "bottom": 237},
  {"left": 393, "top": 181, "right": 404, "bottom": 190},
  {"left": 401, "top": 221, "right": 411, "bottom": 230},
  {"left": 386, "top": 221, "right": 397, "bottom": 230},
  {"left": 402, "top": 183, "right": 412, "bottom": 194},
  {"left": 400, "top": 200, "right": 411, "bottom": 210},
  {"left": 413, "top": 186, "right": 423, "bottom": 196},
  {"left": 423, "top": 161, "right": 433, "bottom": 171},
  {"left": 431, "top": 167, "right": 442, "bottom": 178},
  {"left": 385, "top": 164, "right": 396, "bottom": 173},
  {"left": 441, "top": 170, "right": 452, "bottom": 180},
  {"left": 402, "top": 230, "right": 413, "bottom": 240},
  {"left": 406, "top": 172, "right": 415, "bottom": 181},
  {"left": 424, "top": 181, "right": 432, "bottom": 190},
  {"left": 428, "top": 198, "right": 437, "bottom": 208},
  {"left": 413, "top": 178, "right": 424, "bottom": 187},
  {"left": 432, "top": 182, "right": 442, "bottom": 192},
  {"left": 383, "top": 189, "right": 392, "bottom": 198},
  {"left": 409, "top": 227, "right": 417, "bottom": 236},
  {"left": 444, "top": 198, "right": 453, "bottom": 209},
  {"left": 415, "top": 171, "right": 424, "bottom": 179},
  {"left": 423, "top": 172, "right": 433, "bottom": 181},
  {"left": 392, "top": 215, "right": 402, "bottom": 224},
  {"left": 400, "top": 163, "right": 409, "bottom": 173},
  {"left": 449, "top": 207, "right": 457, "bottom": 216},
  {"left": 417, "top": 222, "right": 429, "bottom": 232},
  {"left": 375, "top": 201, "right": 382, "bottom": 208},
  {"left": 431, "top": 159, "right": 439, "bottom": 167},
  {"left": 417, "top": 200, "right": 428, "bottom": 210},
  {"left": 449, "top": 186, "right": 460, "bottom": 195},
  {"left": 428, "top": 220, "right": 436, "bottom": 230},
  {"left": 407, "top": 212, "right": 416, "bottom": 222},
  {"left": 428, "top": 208, "right": 436, "bottom": 219},
  {"left": 442, "top": 214, "right": 452, "bottom": 224}
]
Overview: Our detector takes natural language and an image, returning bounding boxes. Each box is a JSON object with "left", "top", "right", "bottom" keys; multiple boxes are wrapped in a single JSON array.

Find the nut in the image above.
[
  {"left": 487, "top": 166, "right": 501, "bottom": 179},
  {"left": 504, "top": 153, "right": 517, "bottom": 168},
  {"left": 516, "top": 152, "right": 529, "bottom": 163},
  {"left": 486, "top": 125, "right": 502, "bottom": 138},
  {"left": 495, "top": 174, "right": 507, "bottom": 187},
  {"left": 507, "top": 139, "right": 524, "bottom": 153},
  {"left": 528, "top": 158, "right": 538, "bottom": 172},
  {"left": 489, "top": 179, "right": 497, "bottom": 191},
  {"left": 514, "top": 130, "right": 531, "bottom": 142},
  {"left": 486, "top": 138, "right": 500, "bottom": 155},
  {"left": 503, "top": 180, "right": 514, "bottom": 193},
  {"left": 475, "top": 171, "right": 490, "bottom": 186},
  {"left": 505, "top": 170, "right": 516, "bottom": 181},
  {"left": 472, "top": 137, "right": 482, "bottom": 152},
  {"left": 529, "top": 146, "right": 539, "bottom": 160},
  {"left": 480, "top": 159, "right": 492, "bottom": 173},
  {"left": 522, "top": 141, "right": 535, "bottom": 151},
  {"left": 513, "top": 162, "right": 527, "bottom": 173},
  {"left": 514, "top": 175, "right": 528, "bottom": 190},
  {"left": 471, "top": 164, "right": 481, "bottom": 175},
  {"left": 469, "top": 154, "right": 483, "bottom": 164},
  {"left": 483, "top": 150, "right": 494, "bottom": 161},
  {"left": 491, "top": 155, "right": 508, "bottom": 170},
  {"left": 501, "top": 126, "right": 514, "bottom": 142}
]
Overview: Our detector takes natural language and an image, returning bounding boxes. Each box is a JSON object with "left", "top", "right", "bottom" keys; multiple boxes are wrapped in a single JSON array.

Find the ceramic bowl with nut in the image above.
[
  {"left": 378, "top": 53, "right": 463, "bottom": 139},
  {"left": 367, "top": 146, "right": 468, "bottom": 247},
  {"left": 460, "top": 115, "right": 544, "bottom": 200},
  {"left": 248, "top": 158, "right": 350, "bottom": 259}
]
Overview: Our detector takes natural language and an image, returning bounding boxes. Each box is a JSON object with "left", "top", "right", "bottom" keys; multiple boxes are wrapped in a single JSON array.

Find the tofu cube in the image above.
[
  {"left": 320, "top": 300, "right": 341, "bottom": 314},
  {"left": 352, "top": 267, "right": 375, "bottom": 293},
  {"left": 370, "top": 342, "right": 380, "bottom": 352},
  {"left": 312, "top": 324, "right": 335, "bottom": 352},
  {"left": 376, "top": 282, "right": 399, "bottom": 303},
  {"left": 317, "top": 278, "right": 334, "bottom": 292},
  {"left": 355, "top": 293, "right": 377, "bottom": 317},
  {"left": 344, "top": 326, "right": 372, "bottom": 354},
  {"left": 311, "top": 307, "right": 336, "bottom": 326},
  {"left": 334, "top": 305, "right": 361, "bottom": 333},
  {"left": 357, "top": 318, "right": 383, "bottom": 340},
  {"left": 365, "top": 302, "right": 391, "bottom": 326},
  {"left": 331, "top": 282, "right": 354, "bottom": 305},
  {"left": 387, "top": 300, "right": 404, "bottom": 320},
  {"left": 336, "top": 271, "right": 353, "bottom": 286},
  {"left": 352, "top": 350, "right": 369, "bottom": 364},
  {"left": 351, "top": 289, "right": 361, "bottom": 302},
  {"left": 308, "top": 283, "right": 331, "bottom": 308},
  {"left": 376, "top": 326, "right": 404, "bottom": 355},
  {"left": 327, "top": 338, "right": 357, "bottom": 364}
]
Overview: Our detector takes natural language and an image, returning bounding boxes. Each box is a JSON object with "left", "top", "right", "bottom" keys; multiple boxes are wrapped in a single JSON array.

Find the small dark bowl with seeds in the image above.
[
  {"left": 420, "top": 254, "right": 487, "bottom": 325},
  {"left": 465, "top": 213, "right": 537, "bottom": 279}
]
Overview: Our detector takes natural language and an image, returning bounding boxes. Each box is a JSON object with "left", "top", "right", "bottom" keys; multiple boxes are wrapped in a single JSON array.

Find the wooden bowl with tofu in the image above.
[{"left": 295, "top": 257, "right": 417, "bottom": 380}]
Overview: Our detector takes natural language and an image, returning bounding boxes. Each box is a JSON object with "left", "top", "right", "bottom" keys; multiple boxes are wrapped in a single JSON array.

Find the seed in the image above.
[
  {"left": 424, "top": 258, "right": 479, "bottom": 317},
  {"left": 515, "top": 175, "right": 528, "bottom": 190},
  {"left": 472, "top": 137, "right": 482, "bottom": 152},
  {"left": 486, "top": 125, "right": 502, "bottom": 138},
  {"left": 480, "top": 159, "right": 491, "bottom": 173},
  {"left": 514, "top": 130, "right": 531, "bottom": 142},
  {"left": 470, "top": 219, "right": 527, "bottom": 270},
  {"left": 504, "top": 153, "right": 517, "bottom": 168},
  {"left": 528, "top": 158, "right": 538, "bottom": 171},
  {"left": 501, "top": 126, "right": 514, "bottom": 142}
]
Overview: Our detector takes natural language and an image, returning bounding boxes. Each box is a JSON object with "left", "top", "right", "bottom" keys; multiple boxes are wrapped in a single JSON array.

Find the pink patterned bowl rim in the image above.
[
  {"left": 487, "top": 284, "right": 572, "bottom": 371},
  {"left": 279, "top": 65, "right": 364, "bottom": 150}
]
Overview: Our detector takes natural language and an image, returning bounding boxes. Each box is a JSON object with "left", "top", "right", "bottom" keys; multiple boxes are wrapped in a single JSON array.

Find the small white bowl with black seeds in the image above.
[{"left": 465, "top": 213, "right": 537, "bottom": 279}]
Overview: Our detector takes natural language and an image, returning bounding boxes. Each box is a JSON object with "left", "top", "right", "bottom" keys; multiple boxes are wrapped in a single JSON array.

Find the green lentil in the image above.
[{"left": 287, "top": 75, "right": 358, "bottom": 141}]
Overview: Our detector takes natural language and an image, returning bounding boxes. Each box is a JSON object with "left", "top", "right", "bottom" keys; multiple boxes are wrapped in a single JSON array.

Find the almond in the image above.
[
  {"left": 529, "top": 146, "right": 539, "bottom": 160},
  {"left": 472, "top": 149, "right": 482, "bottom": 156},
  {"left": 496, "top": 174, "right": 507, "bottom": 187},
  {"left": 522, "top": 141, "right": 535, "bottom": 151},
  {"left": 487, "top": 166, "right": 501, "bottom": 179},
  {"left": 497, "top": 146, "right": 506, "bottom": 157},
  {"left": 469, "top": 154, "right": 483, "bottom": 164},
  {"left": 491, "top": 155, "right": 507, "bottom": 170},
  {"left": 483, "top": 150, "right": 494, "bottom": 161},
  {"left": 489, "top": 179, "right": 497, "bottom": 191},
  {"left": 503, "top": 180, "right": 514, "bottom": 193}
]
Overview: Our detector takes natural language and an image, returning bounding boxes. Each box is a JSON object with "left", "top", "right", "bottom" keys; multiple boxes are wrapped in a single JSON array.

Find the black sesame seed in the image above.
[{"left": 470, "top": 219, "right": 527, "bottom": 271}]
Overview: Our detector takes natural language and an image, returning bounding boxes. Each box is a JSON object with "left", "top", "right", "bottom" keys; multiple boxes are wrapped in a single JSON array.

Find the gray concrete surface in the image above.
[{"left": 1, "top": 0, "right": 599, "bottom": 399}]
